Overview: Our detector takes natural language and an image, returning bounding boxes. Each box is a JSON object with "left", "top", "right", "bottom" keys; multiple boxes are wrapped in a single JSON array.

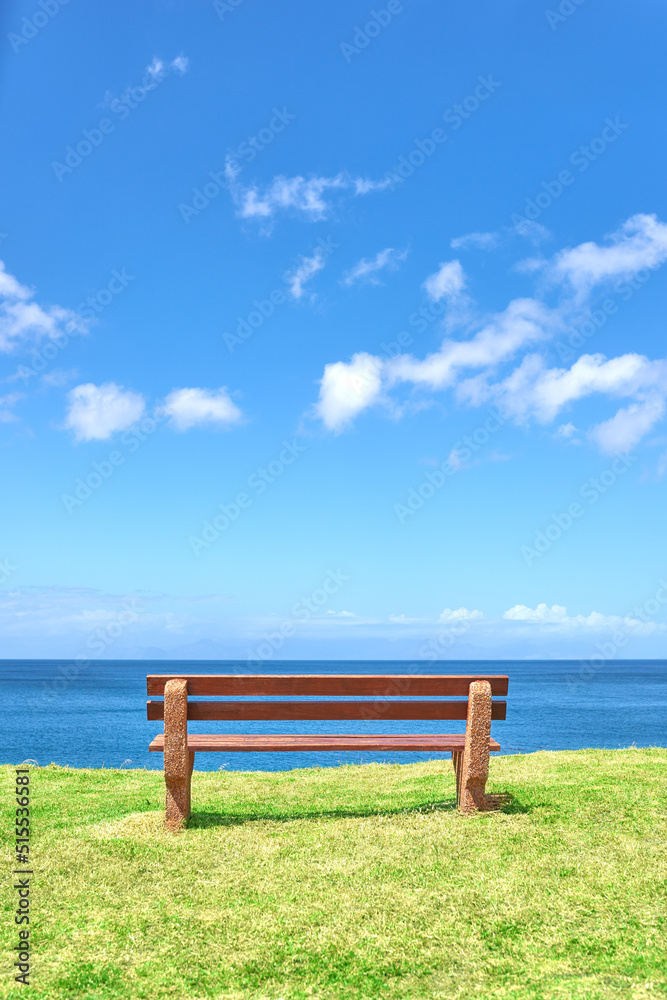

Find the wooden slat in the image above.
[
  {"left": 149, "top": 733, "right": 501, "bottom": 752},
  {"left": 147, "top": 699, "right": 506, "bottom": 721},
  {"left": 146, "top": 674, "right": 509, "bottom": 697}
]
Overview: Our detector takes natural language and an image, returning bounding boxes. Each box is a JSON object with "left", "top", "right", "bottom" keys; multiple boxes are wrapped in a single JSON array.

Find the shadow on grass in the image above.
[
  {"left": 486, "top": 793, "right": 530, "bottom": 814},
  {"left": 188, "top": 794, "right": 527, "bottom": 828}
]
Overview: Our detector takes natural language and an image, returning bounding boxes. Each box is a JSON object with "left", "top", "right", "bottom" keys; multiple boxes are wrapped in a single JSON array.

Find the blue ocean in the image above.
[{"left": 3, "top": 659, "right": 666, "bottom": 771}]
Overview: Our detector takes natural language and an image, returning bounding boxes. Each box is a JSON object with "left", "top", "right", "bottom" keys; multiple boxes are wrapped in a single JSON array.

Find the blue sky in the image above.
[{"left": 2, "top": 0, "right": 667, "bottom": 660}]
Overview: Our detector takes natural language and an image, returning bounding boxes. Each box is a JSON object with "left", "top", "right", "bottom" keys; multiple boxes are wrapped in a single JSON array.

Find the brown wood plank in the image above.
[
  {"left": 147, "top": 699, "right": 506, "bottom": 721},
  {"left": 149, "top": 733, "right": 501, "bottom": 752},
  {"left": 146, "top": 674, "right": 509, "bottom": 697}
]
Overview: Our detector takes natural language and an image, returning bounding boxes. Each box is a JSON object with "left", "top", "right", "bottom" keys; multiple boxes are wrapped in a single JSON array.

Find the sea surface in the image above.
[{"left": 3, "top": 659, "right": 666, "bottom": 771}]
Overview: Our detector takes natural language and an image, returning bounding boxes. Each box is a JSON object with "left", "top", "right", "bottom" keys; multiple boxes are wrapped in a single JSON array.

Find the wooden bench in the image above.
[{"left": 147, "top": 673, "right": 508, "bottom": 829}]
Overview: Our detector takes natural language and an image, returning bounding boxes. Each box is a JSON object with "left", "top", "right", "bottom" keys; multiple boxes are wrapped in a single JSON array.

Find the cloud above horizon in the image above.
[
  {"left": 439, "top": 607, "right": 484, "bottom": 622},
  {"left": 422, "top": 259, "right": 466, "bottom": 302},
  {"left": 343, "top": 247, "right": 408, "bottom": 286},
  {"left": 502, "top": 602, "right": 666, "bottom": 635},
  {"left": 313, "top": 213, "right": 667, "bottom": 452},
  {"left": 64, "top": 383, "right": 244, "bottom": 440},
  {"left": 450, "top": 231, "right": 500, "bottom": 251},
  {"left": 160, "top": 387, "right": 243, "bottom": 431},
  {"left": 0, "top": 260, "right": 88, "bottom": 353},
  {"left": 64, "top": 383, "right": 146, "bottom": 442},
  {"left": 1, "top": 586, "right": 665, "bottom": 660},
  {"left": 285, "top": 247, "right": 328, "bottom": 300},
  {"left": 227, "top": 169, "right": 391, "bottom": 225}
]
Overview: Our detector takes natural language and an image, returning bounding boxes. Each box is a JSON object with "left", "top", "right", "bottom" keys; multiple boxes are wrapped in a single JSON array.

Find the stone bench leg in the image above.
[
  {"left": 457, "top": 680, "right": 493, "bottom": 814},
  {"left": 164, "top": 679, "right": 194, "bottom": 831}
]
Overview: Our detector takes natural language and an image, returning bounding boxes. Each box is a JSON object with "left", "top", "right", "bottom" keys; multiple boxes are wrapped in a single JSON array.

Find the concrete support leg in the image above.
[
  {"left": 458, "top": 680, "right": 493, "bottom": 814},
  {"left": 164, "top": 679, "right": 194, "bottom": 831}
]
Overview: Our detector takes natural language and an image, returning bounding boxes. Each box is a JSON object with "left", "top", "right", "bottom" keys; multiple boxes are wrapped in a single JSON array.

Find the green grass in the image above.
[{"left": 1, "top": 749, "right": 666, "bottom": 999}]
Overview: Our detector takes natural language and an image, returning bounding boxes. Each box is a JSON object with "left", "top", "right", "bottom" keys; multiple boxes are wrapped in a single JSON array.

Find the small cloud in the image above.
[
  {"left": 388, "top": 613, "right": 419, "bottom": 623},
  {"left": 512, "top": 220, "right": 552, "bottom": 245},
  {"left": 547, "top": 213, "right": 667, "bottom": 297},
  {"left": 343, "top": 247, "right": 408, "bottom": 287},
  {"left": 422, "top": 260, "right": 465, "bottom": 303},
  {"left": 589, "top": 397, "right": 665, "bottom": 455},
  {"left": 0, "top": 262, "right": 30, "bottom": 301},
  {"left": 64, "top": 382, "right": 145, "bottom": 442},
  {"left": 315, "top": 352, "right": 384, "bottom": 433},
  {"left": 171, "top": 55, "right": 189, "bottom": 75},
  {"left": 503, "top": 603, "right": 567, "bottom": 623},
  {"left": 0, "top": 261, "right": 88, "bottom": 353},
  {"left": 555, "top": 421, "right": 579, "bottom": 441},
  {"left": 146, "top": 57, "right": 165, "bottom": 80},
  {"left": 326, "top": 610, "right": 355, "bottom": 617},
  {"left": 352, "top": 177, "right": 392, "bottom": 195},
  {"left": 160, "top": 387, "right": 243, "bottom": 431},
  {"left": 285, "top": 248, "right": 327, "bottom": 300},
  {"left": 228, "top": 172, "right": 388, "bottom": 225},
  {"left": 146, "top": 55, "right": 188, "bottom": 80},
  {"left": 450, "top": 231, "right": 499, "bottom": 251},
  {"left": 502, "top": 602, "right": 667, "bottom": 635},
  {"left": 439, "top": 607, "right": 484, "bottom": 622}
]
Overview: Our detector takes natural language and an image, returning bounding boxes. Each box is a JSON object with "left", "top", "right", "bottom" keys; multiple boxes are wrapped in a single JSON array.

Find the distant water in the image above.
[{"left": 2, "top": 659, "right": 666, "bottom": 771}]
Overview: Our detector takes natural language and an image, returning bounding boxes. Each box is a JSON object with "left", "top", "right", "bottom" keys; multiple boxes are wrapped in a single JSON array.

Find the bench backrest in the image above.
[{"left": 147, "top": 674, "right": 509, "bottom": 722}]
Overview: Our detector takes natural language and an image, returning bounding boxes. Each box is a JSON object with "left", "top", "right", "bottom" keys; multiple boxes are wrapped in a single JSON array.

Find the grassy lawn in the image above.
[{"left": 1, "top": 749, "right": 666, "bottom": 999}]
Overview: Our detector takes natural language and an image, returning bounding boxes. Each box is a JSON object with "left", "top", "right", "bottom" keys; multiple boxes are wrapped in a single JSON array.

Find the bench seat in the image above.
[{"left": 149, "top": 733, "right": 501, "bottom": 752}]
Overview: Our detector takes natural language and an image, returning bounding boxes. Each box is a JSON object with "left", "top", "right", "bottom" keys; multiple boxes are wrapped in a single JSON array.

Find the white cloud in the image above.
[
  {"left": 238, "top": 175, "right": 347, "bottom": 221},
  {"left": 529, "top": 351, "right": 650, "bottom": 420},
  {"left": 64, "top": 383, "right": 145, "bottom": 442},
  {"left": 589, "top": 395, "right": 666, "bottom": 454},
  {"left": 315, "top": 352, "right": 384, "bottom": 433},
  {"left": 228, "top": 172, "right": 387, "bottom": 223},
  {"left": 343, "top": 247, "right": 408, "bottom": 286},
  {"left": 171, "top": 55, "right": 189, "bottom": 75},
  {"left": 450, "top": 223, "right": 551, "bottom": 254},
  {"left": 450, "top": 231, "right": 499, "bottom": 251},
  {"left": 0, "top": 261, "right": 88, "bottom": 353},
  {"left": 546, "top": 213, "right": 667, "bottom": 296},
  {"left": 422, "top": 260, "right": 466, "bottom": 302},
  {"left": 104, "top": 56, "right": 189, "bottom": 109},
  {"left": 439, "top": 607, "right": 484, "bottom": 622},
  {"left": 555, "top": 421, "right": 578, "bottom": 440},
  {"left": 0, "top": 262, "right": 30, "bottom": 300},
  {"left": 144, "top": 55, "right": 189, "bottom": 81},
  {"left": 469, "top": 352, "right": 667, "bottom": 450},
  {"left": 311, "top": 214, "right": 667, "bottom": 452},
  {"left": 146, "top": 57, "right": 165, "bottom": 80},
  {"left": 502, "top": 602, "right": 667, "bottom": 635},
  {"left": 161, "top": 387, "right": 242, "bottom": 431},
  {"left": 352, "top": 177, "right": 392, "bottom": 195},
  {"left": 512, "top": 220, "right": 552, "bottom": 245},
  {"left": 285, "top": 248, "right": 327, "bottom": 300},
  {"left": 503, "top": 603, "right": 568, "bottom": 622},
  {"left": 326, "top": 610, "right": 356, "bottom": 617},
  {"left": 389, "top": 297, "right": 552, "bottom": 390}
]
